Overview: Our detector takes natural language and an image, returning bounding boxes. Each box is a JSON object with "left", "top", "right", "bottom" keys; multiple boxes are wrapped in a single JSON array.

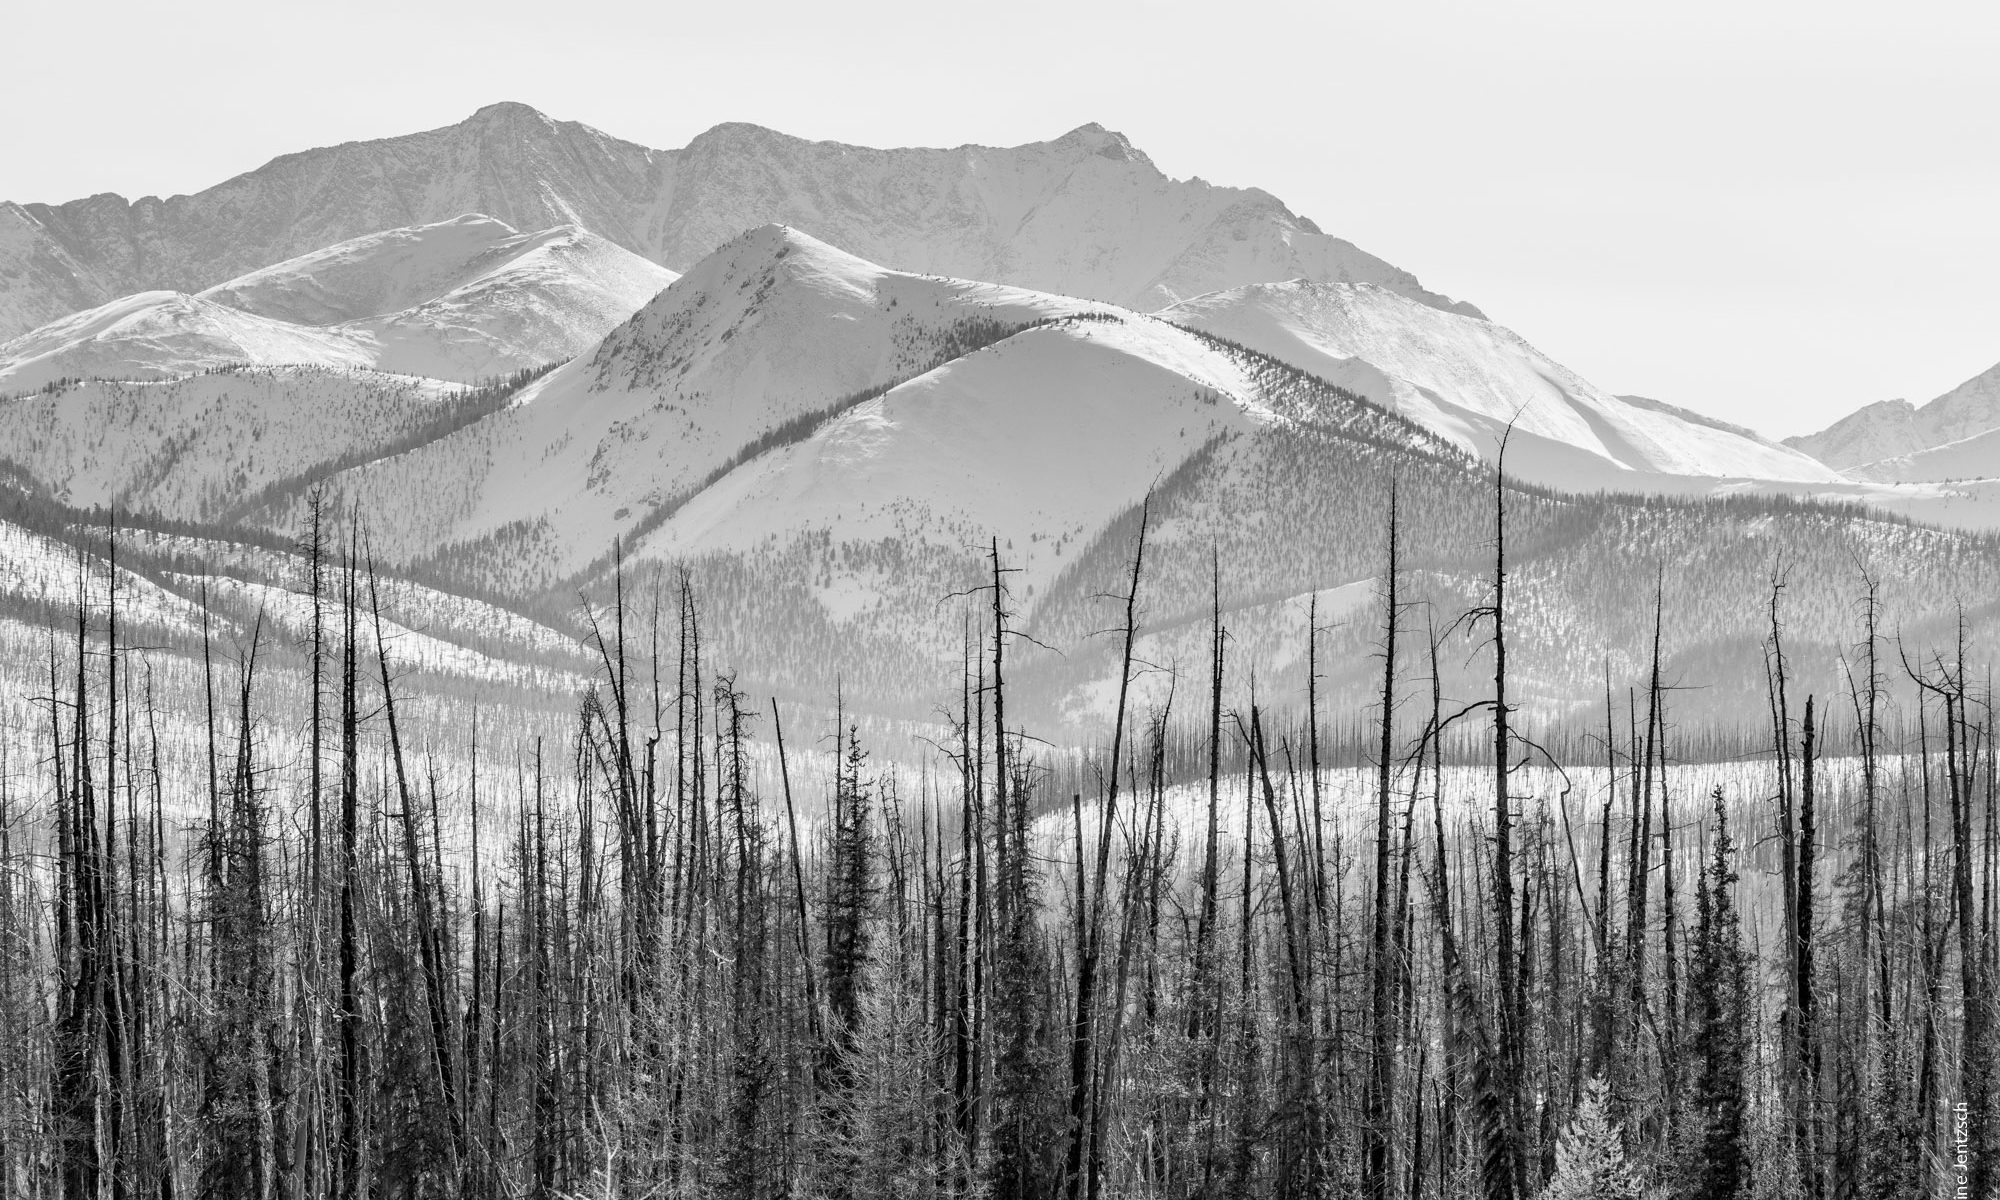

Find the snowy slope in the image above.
[
  {"left": 1790, "top": 358, "right": 2000, "bottom": 475},
  {"left": 0, "top": 103, "right": 1472, "bottom": 340},
  {"left": 1843, "top": 424, "right": 2000, "bottom": 484},
  {"left": 0, "top": 512, "right": 592, "bottom": 727},
  {"left": 0, "top": 291, "right": 374, "bottom": 390},
  {"left": 593, "top": 290, "right": 2000, "bottom": 727},
  {"left": 639, "top": 316, "right": 1267, "bottom": 592},
  {"left": 1160, "top": 279, "right": 1838, "bottom": 486},
  {"left": 129, "top": 530, "right": 584, "bottom": 664},
  {"left": 0, "top": 517, "right": 210, "bottom": 637},
  {"left": 345, "top": 222, "right": 676, "bottom": 380},
  {"left": 0, "top": 215, "right": 675, "bottom": 389},
  {"left": 618, "top": 303, "right": 1465, "bottom": 623},
  {"left": 582, "top": 303, "right": 1472, "bottom": 715},
  {"left": 0, "top": 367, "right": 471, "bottom": 521},
  {"left": 200, "top": 213, "right": 580, "bottom": 323},
  {"left": 293, "top": 225, "right": 1112, "bottom": 587},
  {"left": 175, "top": 573, "right": 583, "bottom": 689}
]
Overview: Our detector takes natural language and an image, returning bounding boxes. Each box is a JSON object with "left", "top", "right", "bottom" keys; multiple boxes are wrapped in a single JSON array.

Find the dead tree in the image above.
[{"left": 1364, "top": 479, "right": 1401, "bottom": 1200}]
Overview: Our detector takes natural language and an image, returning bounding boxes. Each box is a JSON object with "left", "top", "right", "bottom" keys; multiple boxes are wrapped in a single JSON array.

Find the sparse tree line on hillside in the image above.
[{"left": 0, "top": 464, "right": 1995, "bottom": 1200}]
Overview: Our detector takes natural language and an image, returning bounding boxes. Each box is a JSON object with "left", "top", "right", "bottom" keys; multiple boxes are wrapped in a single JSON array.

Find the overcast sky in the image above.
[{"left": 4, "top": 0, "right": 1993, "bottom": 438}]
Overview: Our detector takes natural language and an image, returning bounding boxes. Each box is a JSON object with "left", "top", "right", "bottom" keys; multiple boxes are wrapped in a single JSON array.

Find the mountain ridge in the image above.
[
  {"left": 0, "top": 214, "right": 676, "bottom": 388},
  {"left": 1788, "top": 359, "right": 2000, "bottom": 479},
  {"left": 1159, "top": 279, "right": 1836, "bottom": 487},
  {"left": 0, "top": 103, "right": 1478, "bottom": 341}
]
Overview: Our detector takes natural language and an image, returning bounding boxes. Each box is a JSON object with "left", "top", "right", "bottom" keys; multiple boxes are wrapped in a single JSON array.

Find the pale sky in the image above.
[{"left": 4, "top": 0, "right": 1994, "bottom": 439}]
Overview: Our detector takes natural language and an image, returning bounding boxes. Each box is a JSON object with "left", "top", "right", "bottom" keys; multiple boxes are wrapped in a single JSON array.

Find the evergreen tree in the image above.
[
  {"left": 1687, "top": 788, "right": 1750, "bottom": 1200},
  {"left": 825, "top": 720, "right": 876, "bottom": 1052},
  {"left": 1543, "top": 1076, "right": 1645, "bottom": 1200},
  {"left": 826, "top": 966, "right": 963, "bottom": 1200}
]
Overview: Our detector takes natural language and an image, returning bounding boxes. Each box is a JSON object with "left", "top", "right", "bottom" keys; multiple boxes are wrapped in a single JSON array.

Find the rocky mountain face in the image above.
[
  {"left": 1788, "top": 359, "right": 2000, "bottom": 478},
  {"left": 0, "top": 103, "right": 1475, "bottom": 341}
]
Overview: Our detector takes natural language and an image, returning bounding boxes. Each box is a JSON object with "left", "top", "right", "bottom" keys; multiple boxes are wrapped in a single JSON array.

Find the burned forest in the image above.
[{"left": 0, "top": 469, "right": 1993, "bottom": 1200}]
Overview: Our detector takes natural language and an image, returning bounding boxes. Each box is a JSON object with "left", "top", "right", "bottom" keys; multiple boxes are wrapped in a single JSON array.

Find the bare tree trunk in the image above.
[
  {"left": 1488, "top": 440, "right": 1526, "bottom": 1200},
  {"left": 1064, "top": 499, "right": 1146, "bottom": 1200},
  {"left": 1364, "top": 479, "right": 1400, "bottom": 1200}
]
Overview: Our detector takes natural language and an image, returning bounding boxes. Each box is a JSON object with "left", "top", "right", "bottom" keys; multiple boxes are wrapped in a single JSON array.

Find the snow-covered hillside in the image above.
[
  {"left": 1841, "top": 425, "right": 2000, "bottom": 484},
  {"left": 0, "top": 510, "right": 593, "bottom": 737},
  {"left": 351, "top": 222, "right": 676, "bottom": 380},
  {"left": 0, "top": 291, "right": 373, "bottom": 389},
  {"left": 0, "top": 516, "right": 210, "bottom": 636},
  {"left": 0, "top": 215, "right": 674, "bottom": 389},
  {"left": 284, "top": 225, "right": 1119, "bottom": 587},
  {"left": 0, "top": 366, "right": 475, "bottom": 521},
  {"left": 1161, "top": 279, "right": 1837, "bottom": 487},
  {"left": 638, "top": 316, "right": 1273, "bottom": 592},
  {"left": 573, "top": 296, "right": 2000, "bottom": 731},
  {"left": 1789, "top": 358, "right": 2000, "bottom": 478},
  {"left": 201, "top": 213, "right": 593, "bottom": 323},
  {"left": 0, "top": 103, "right": 1473, "bottom": 341}
]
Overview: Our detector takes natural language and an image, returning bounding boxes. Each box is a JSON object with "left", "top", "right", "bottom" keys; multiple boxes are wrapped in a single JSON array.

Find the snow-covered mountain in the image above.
[
  {"left": 7, "top": 104, "right": 2000, "bottom": 742},
  {"left": 1159, "top": 279, "right": 1837, "bottom": 487},
  {"left": 1788, "top": 359, "right": 2000, "bottom": 480},
  {"left": 2, "top": 218, "right": 1997, "bottom": 731},
  {"left": 7, "top": 224, "right": 1873, "bottom": 594},
  {"left": 271, "top": 225, "right": 1152, "bottom": 588},
  {"left": 634, "top": 311, "right": 1360, "bottom": 590},
  {"left": 0, "top": 215, "right": 675, "bottom": 389},
  {"left": 0, "top": 103, "right": 1473, "bottom": 342},
  {"left": 0, "top": 223, "right": 1477, "bottom": 579}
]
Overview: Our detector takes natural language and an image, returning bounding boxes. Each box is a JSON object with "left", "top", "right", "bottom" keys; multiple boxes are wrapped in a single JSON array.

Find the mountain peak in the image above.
[
  {"left": 675, "top": 223, "right": 884, "bottom": 296},
  {"left": 686, "top": 121, "right": 793, "bottom": 148},
  {"left": 464, "top": 101, "right": 552, "bottom": 129},
  {"left": 1055, "top": 122, "right": 1148, "bottom": 164},
  {"left": 724, "top": 222, "right": 844, "bottom": 258}
]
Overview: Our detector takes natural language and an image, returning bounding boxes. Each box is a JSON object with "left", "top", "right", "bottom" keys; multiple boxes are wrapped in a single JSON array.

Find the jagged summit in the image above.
[
  {"left": 683, "top": 119, "right": 1150, "bottom": 163},
  {"left": 1792, "top": 361, "right": 2000, "bottom": 479},
  {"left": 1053, "top": 122, "right": 1150, "bottom": 164},
  {"left": 0, "top": 106, "right": 1479, "bottom": 340}
]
